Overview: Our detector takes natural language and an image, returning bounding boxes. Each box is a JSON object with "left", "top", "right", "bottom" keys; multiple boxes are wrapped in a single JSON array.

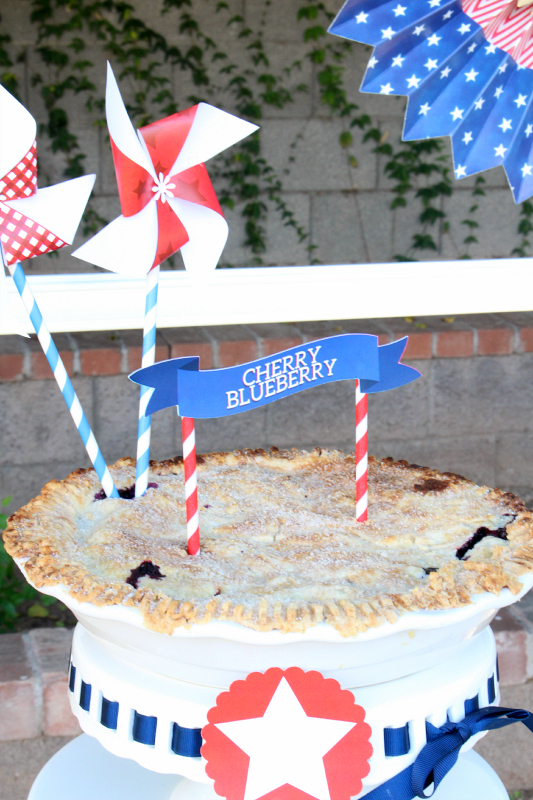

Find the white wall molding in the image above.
[{"left": 2, "top": 259, "right": 533, "bottom": 334}]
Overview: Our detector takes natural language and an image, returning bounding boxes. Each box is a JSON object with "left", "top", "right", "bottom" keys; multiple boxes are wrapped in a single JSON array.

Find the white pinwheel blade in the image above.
[
  {"left": 168, "top": 197, "right": 228, "bottom": 278},
  {"left": 106, "top": 62, "right": 156, "bottom": 179},
  {"left": 0, "top": 85, "right": 37, "bottom": 179},
  {"left": 7, "top": 175, "right": 96, "bottom": 245},
  {"left": 170, "top": 103, "right": 259, "bottom": 175},
  {"left": 72, "top": 199, "right": 159, "bottom": 277}
]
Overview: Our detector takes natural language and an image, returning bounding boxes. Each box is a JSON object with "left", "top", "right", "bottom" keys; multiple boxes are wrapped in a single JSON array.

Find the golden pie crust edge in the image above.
[{"left": 4, "top": 448, "right": 533, "bottom": 638}]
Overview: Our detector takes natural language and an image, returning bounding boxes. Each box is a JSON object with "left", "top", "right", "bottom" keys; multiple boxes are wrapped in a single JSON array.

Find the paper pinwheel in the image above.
[
  {"left": 330, "top": 0, "right": 533, "bottom": 203},
  {"left": 73, "top": 63, "right": 259, "bottom": 278},
  {"left": 0, "top": 85, "right": 95, "bottom": 334},
  {"left": 0, "top": 84, "right": 119, "bottom": 498}
]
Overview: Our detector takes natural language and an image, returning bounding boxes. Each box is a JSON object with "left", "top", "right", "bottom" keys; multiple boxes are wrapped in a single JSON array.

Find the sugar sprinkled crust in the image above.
[{"left": 4, "top": 448, "right": 533, "bottom": 637}]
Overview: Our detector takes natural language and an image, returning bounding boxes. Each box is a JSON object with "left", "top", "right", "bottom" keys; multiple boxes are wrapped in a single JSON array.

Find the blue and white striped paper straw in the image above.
[
  {"left": 7, "top": 260, "right": 119, "bottom": 499},
  {"left": 135, "top": 265, "right": 160, "bottom": 497}
]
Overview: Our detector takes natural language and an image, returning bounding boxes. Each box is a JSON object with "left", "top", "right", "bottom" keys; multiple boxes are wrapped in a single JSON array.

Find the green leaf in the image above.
[
  {"left": 27, "top": 604, "right": 49, "bottom": 618},
  {"left": 297, "top": 7, "right": 319, "bottom": 21},
  {"left": 303, "top": 26, "right": 326, "bottom": 42},
  {"left": 339, "top": 131, "right": 352, "bottom": 148}
]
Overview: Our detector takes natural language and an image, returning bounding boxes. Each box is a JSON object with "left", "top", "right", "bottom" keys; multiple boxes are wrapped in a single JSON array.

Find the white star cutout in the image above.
[
  {"left": 465, "top": 68, "right": 478, "bottom": 81},
  {"left": 392, "top": 54, "right": 405, "bottom": 67},
  {"left": 498, "top": 62, "right": 508, "bottom": 74},
  {"left": 429, "top": 0, "right": 442, "bottom": 7},
  {"left": 455, "top": 165, "right": 467, "bottom": 177},
  {"left": 522, "top": 163, "right": 533, "bottom": 177},
  {"left": 441, "top": 66, "right": 451, "bottom": 78},
  {"left": 515, "top": 94, "right": 528, "bottom": 108},
  {"left": 462, "top": 131, "right": 473, "bottom": 144},
  {"left": 414, "top": 24, "right": 426, "bottom": 35},
  {"left": 425, "top": 58, "right": 438, "bottom": 70},
  {"left": 485, "top": 43, "right": 497, "bottom": 55},
  {"left": 498, "top": 118, "right": 512, "bottom": 132},
  {"left": 494, "top": 144, "right": 507, "bottom": 158},
  {"left": 427, "top": 33, "right": 441, "bottom": 46},
  {"left": 419, "top": 102, "right": 431, "bottom": 115},
  {"left": 216, "top": 678, "right": 356, "bottom": 800},
  {"left": 382, "top": 27, "right": 395, "bottom": 39},
  {"left": 458, "top": 23, "right": 471, "bottom": 34},
  {"left": 467, "top": 43, "right": 477, "bottom": 53},
  {"left": 368, "top": 56, "right": 378, "bottom": 68},
  {"left": 526, "top": 124, "right": 533, "bottom": 137},
  {"left": 393, "top": 4, "right": 406, "bottom": 15},
  {"left": 451, "top": 106, "right": 464, "bottom": 121},
  {"left": 474, "top": 96, "right": 485, "bottom": 110},
  {"left": 495, "top": 86, "right": 504, "bottom": 98},
  {"left": 407, "top": 74, "right": 421, "bottom": 89},
  {"left": 380, "top": 83, "right": 394, "bottom": 94},
  {"left": 356, "top": 11, "right": 369, "bottom": 23},
  {"left": 443, "top": 9, "right": 454, "bottom": 19}
]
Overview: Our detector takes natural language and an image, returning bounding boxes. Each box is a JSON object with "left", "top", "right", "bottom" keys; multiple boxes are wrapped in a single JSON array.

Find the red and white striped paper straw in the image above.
[
  {"left": 182, "top": 416, "right": 200, "bottom": 555},
  {"left": 355, "top": 379, "right": 368, "bottom": 522}
]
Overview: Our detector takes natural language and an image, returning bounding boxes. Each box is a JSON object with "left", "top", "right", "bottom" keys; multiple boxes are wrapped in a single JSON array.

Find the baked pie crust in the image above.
[{"left": 4, "top": 448, "right": 533, "bottom": 637}]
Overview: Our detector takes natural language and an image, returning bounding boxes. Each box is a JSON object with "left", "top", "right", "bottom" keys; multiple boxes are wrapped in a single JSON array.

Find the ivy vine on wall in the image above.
[{"left": 0, "top": 0, "right": 529, "bottom": 264}]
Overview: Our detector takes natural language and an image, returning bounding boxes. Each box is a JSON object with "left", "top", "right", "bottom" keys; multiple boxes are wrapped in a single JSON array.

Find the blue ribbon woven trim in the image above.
[
  {"left": 367, "top": 706, "right": 533, "bottom": 799},
  {"left": 171, "top": 723, "right": 203, "bottom": 757},
  {"left": 132, "top": 711, "right": 157, "bottom": 745}
]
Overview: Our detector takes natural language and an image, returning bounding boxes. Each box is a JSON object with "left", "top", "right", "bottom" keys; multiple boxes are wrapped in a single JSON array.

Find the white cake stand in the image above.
[
  {"left": 64, "top": 623, "right": 499, "bottom": 785},
  {"left": 28, "top": 734, "right": 508, "bottom": 800},
  {"left": 28, "top": 624, "right": 506, "bottom": 798},
  {"left": 22, "top": 566, "right": 532, "bottom": 799}
]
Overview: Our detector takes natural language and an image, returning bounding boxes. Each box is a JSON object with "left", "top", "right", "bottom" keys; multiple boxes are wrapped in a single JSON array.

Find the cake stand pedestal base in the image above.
[{"left": 28, "top": 732, "right": 508, "bottom": 800}]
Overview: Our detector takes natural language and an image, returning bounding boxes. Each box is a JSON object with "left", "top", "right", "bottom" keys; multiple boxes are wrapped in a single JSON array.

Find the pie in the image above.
[{"left": 4, "top": 448, "right": 533, "bottom": 637}]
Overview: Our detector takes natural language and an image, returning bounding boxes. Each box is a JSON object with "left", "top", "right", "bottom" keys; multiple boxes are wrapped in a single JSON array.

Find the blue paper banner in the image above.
[{"left": 129, "top": 334, "right": 420, "bottom": 419}]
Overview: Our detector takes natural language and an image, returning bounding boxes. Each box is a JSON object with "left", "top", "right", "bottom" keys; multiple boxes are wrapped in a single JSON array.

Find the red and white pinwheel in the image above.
[
  {"left": 73, "top": 63, "right": 258, "bottom": 278},
  {"left": 464, "top": 0, "right": 533, "bottom": 68},
  {"left": 0, "top": 85, "right": 95, "bottom": 334}
]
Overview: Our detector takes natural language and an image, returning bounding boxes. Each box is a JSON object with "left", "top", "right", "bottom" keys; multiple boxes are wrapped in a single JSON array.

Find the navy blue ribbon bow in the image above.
[{"left": 367, "top": 706, "right": 533, "bottom": 800}]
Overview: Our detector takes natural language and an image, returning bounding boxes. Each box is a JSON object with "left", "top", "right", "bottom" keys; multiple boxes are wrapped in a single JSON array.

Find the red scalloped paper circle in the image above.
[{"left": 202, "top": 667, "right": 372, "bottom": 800}]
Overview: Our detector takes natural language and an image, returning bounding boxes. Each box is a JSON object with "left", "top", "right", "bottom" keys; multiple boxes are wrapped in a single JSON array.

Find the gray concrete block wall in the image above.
[{"left": 1, "top": 0, "right": 526, "bottom": 275}]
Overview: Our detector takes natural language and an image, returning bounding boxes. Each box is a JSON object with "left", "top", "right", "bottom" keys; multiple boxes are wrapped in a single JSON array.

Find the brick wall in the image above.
[{"left": 2, "top": 312, "right": 533, "bottom": 513}]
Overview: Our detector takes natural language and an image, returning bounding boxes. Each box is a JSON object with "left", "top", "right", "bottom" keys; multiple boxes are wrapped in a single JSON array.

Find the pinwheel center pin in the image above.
[{"left": 151, "top": 172, "right": 176, "bottom": 204}]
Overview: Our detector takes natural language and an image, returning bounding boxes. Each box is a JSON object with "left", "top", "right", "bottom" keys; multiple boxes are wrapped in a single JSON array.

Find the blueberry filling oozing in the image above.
[
  {"left": 94, "top": 482, "right": 159, "bottom": 501},
  {"left": 456, "top": 525, "right": 509, "bottom": 561},
  {"left": 414, "top": 478, "right": 451, "bottom": 494},
  {"left": 126, "top": 561, "right": 166, "bottom": 589}
]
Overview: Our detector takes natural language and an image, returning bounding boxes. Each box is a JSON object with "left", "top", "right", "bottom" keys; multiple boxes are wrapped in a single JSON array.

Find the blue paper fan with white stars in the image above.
[{"left": 329, "top": 0, "right": 533, "bottom": 202}]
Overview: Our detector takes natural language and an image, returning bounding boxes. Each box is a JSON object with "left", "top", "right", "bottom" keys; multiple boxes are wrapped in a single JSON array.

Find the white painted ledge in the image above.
[{"left": 1, "top": 259, "right": 533, "bottom": 334}]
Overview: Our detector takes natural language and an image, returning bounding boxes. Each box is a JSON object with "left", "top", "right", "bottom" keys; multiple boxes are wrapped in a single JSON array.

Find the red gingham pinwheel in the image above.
[
  {"left": 0, "top": 84, "right": 119, "bottom": 498},
  {"left": 0, "top": 84, "right": 95, "bottom": 335},
  {"left": 0, "top": 85, "right": 95, "bottom": 268}
]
